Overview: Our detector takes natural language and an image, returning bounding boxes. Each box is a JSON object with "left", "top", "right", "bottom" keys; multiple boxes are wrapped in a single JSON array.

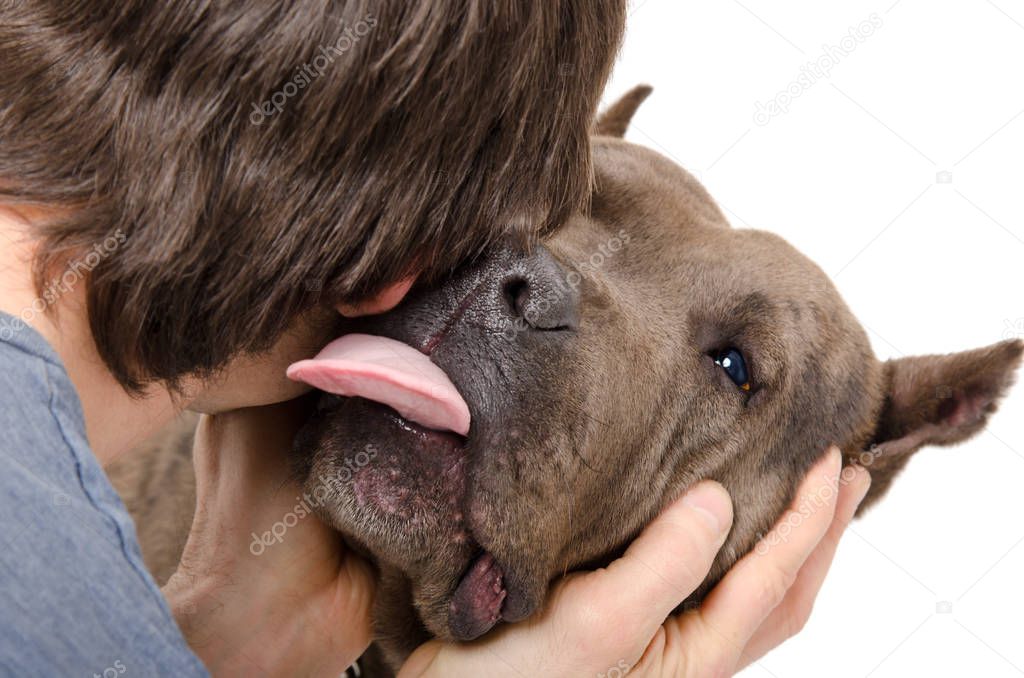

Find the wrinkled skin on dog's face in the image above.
[{"left": 292, "top": 133, "right": 1022, "bottom": 668}]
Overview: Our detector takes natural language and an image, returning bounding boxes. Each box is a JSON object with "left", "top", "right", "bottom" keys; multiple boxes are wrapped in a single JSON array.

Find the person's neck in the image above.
[{"left": 0, "top": 208, "right": 182, "bottom": 466}]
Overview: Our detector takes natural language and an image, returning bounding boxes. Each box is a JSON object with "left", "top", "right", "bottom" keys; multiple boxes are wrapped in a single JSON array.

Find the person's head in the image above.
[{"left": 0, "top": 0, "right": 626, "bottom": 407}]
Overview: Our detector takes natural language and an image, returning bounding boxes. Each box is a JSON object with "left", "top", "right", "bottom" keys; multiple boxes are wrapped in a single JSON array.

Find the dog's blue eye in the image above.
[{"left": 714, "top": 348, "right": 751, "bottom": 392}]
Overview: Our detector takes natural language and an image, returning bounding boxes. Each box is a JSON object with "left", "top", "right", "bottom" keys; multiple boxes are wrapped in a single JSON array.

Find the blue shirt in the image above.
[{"left": 0, "top": 312, "right": 208, "bottom": 676}]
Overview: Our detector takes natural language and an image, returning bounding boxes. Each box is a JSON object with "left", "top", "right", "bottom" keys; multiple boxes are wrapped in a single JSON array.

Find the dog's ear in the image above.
[
  {"left": 870, "top": 339, "right": 1023, "bottom": 460},
  {"left": 594, "top": 84, "right": 653, "bottom": 137}
]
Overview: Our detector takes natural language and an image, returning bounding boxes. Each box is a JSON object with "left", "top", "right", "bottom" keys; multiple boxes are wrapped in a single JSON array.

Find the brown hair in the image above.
[{"left": 0, "top": 1, "right": 625, "bottom": 391}]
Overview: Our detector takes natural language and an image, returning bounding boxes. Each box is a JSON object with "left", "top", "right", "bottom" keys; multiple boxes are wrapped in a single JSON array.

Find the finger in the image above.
[
  {"left": 694, "top": 447, "right": 842, "bottom": 658},
  {"left": 397, "top": 641, "right": 443, "bottom": 678},
  {"left": 737, "top": 464, "right": 871, "bottom": 668},
  {"left": 332, "top": 547, "right": 378, "bottom": 666},
  {"left": 576, "top": 481, "right": 733, "bottom": 640},
  {"left": 337, "top": 275, "right": 417, "bottom": 317}
]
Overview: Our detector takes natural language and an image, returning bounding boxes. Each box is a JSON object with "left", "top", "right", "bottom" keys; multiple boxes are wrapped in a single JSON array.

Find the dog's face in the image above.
[{"left": 291, "top": 97, "right": 1022, "bottom": 662}]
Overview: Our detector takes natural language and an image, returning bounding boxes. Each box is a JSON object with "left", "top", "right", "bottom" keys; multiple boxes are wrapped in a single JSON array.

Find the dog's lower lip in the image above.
[
  {"left": 449, "top": 551, "right": 508, "bottom": 640},
  {"left": 371, "top": 407, "right": 526, "bottom": 639},
  {"left": 365, "top": 406, "right": 536, "bottom": 638}
]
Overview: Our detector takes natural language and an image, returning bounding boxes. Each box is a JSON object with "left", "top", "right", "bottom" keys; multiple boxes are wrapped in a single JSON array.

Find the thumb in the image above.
[{"left": 578, "top": 481, "right": 733, "bottom": 638}]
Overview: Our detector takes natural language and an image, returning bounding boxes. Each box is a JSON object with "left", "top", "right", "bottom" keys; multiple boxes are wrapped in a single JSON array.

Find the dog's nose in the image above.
[{"left": 498, "top": 247, "right": 579, "bottom": 331}]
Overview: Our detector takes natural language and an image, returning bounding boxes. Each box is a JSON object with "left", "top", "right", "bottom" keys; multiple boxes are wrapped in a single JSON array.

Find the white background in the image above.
[{"left": 605, "top": 1, "right": 1024, "bottom": 676}]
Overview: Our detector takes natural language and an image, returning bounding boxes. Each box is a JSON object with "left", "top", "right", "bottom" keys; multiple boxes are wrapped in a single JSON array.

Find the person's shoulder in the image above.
[
  {"left": 0, "top": 319, "right": 104, "bottom": 526},
  {"left": 0, "top": 324, "right": 210, "bottom": 677},
  {"left": 0, "top": 315, "right": 86, "bottom": 446},
  {"left": 0, "top": 312, "right": 64, "bottom": 366}
]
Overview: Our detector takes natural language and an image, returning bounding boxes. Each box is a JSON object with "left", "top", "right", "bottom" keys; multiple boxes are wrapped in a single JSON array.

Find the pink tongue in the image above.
[{"left": 286, "top": 334, "right": 470, "bottom": 436}]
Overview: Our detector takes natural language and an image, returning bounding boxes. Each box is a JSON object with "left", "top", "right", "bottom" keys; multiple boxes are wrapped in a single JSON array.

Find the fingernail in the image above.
[{"left": 683, "top": 481, "right": 733, "bottom": 535}]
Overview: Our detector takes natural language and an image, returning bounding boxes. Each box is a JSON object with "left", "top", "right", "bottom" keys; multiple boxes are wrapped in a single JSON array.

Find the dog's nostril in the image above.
[
  {"left": 502, "top": 277, "right": 530, "bottom": 317},
  {"left": 497, "top": 250, "right": 579, "bottom": 332}
]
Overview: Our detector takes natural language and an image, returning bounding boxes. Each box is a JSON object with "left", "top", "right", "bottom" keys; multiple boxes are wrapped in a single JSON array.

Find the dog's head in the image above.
[{"left": 290, "top": 87, "right": 1022, "bottom": 660}]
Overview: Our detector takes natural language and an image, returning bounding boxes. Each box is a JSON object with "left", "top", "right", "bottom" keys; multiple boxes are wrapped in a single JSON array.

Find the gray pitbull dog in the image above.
[{"left": 112, "top": 87, "right": 1022, "bottom": 675}]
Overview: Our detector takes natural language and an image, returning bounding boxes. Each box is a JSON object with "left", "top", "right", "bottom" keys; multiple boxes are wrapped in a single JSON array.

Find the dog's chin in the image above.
[{"left": 300, "top": 397, "right": 537, "bottom": 641}]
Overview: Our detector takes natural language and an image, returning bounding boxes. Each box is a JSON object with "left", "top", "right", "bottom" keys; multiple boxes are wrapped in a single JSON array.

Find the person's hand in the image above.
[
  {"left": 162, "top": 400, "right": 376, "bottom": 677},
  {"left": 162, "top": 278, "right": 420, "bottom": 675},
  {"left": 400, "top": 447, "right": 870, "bottom": 677}
]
